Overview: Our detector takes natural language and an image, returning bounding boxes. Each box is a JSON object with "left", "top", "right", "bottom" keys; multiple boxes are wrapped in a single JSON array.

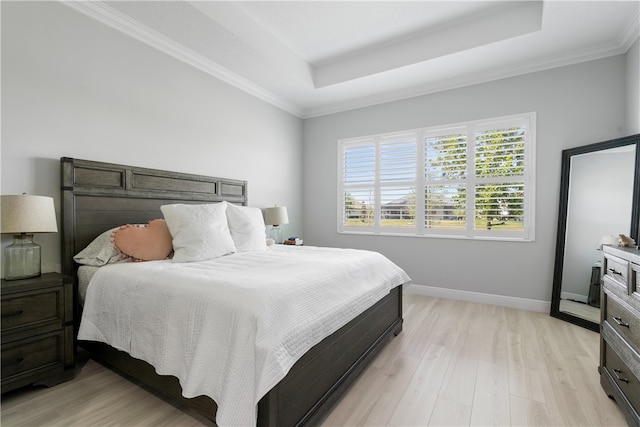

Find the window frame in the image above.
[{"left": 337, "top": 112, "right": 536, "bottom": 242}]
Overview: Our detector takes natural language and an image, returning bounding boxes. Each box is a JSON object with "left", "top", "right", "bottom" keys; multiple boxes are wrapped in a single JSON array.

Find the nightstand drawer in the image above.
[
  {"left": 1, "top": 330, "right": 64, "bottom": 380},
  {"left": 1, "top": 273, "right": 74, "bottom": 394},
  {"left": 604, "top": 341, "right": 640, "bottom": 411},
  {"left": 606, "top": 292, "right": 640, "bottom": 350},
  {"left": 1, "top": 287, "right": 64, "bottom": 332}
]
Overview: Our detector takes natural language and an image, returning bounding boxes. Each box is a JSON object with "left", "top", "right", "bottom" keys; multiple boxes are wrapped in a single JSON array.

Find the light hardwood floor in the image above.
[{"left": 1, "top": 294, "right": 628, "bottom": 426}]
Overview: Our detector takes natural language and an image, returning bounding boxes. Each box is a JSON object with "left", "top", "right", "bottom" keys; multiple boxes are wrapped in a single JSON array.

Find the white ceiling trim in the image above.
[
  {"left": 312, "top": 1, "right": 543, "bottom": 88},
  {"left": 618, "top": 8, "right": 640, "bottom": 51},
  {"left": 304, "top": 39, "right": 631, "bottom": 118},
  {"left": 62, "top": 1, "right": 304, "bottom": 117}
]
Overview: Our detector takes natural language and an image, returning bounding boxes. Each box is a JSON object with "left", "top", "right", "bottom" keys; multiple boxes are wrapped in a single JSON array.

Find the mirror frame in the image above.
[{"left": 551, "top": 134, "right": 640, "bottom": 331}]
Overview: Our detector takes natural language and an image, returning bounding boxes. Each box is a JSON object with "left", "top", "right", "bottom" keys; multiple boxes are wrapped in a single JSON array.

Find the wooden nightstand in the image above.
[{"left": 1, "top": 272, "right": 75, "bottom": 393}]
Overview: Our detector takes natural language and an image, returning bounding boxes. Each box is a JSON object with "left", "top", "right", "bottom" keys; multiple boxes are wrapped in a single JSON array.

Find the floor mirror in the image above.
[{"left": 551, "top": 134, "right": 640, "bottom": 331}]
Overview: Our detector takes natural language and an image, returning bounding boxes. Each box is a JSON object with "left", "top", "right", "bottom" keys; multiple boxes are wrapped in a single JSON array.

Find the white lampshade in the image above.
[
  {"left": 1, "top": 195, "right": 58, "bottom": 233},
  {"left": 264, "top": 206, "right": 289, "bottom": 226}
]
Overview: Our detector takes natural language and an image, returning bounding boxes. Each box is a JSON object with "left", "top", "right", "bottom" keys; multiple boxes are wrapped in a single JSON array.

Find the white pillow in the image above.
[
  {"left": 160, "top": 202, "right": 236, "bottom": 262},
  {"left": 225, "top": 203, "right": 267, "bottom": 252}
]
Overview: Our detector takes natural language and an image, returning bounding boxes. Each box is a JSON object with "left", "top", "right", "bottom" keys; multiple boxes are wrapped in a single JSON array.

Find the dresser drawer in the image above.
[
  {"left": 604, "top": 341, "right": 640, "bottom": 411},
  {"left": 604, "top": 252, "right": 629, "bottom": 288},
  {"left": 1, "top": 330, "right": 64, "bottom": 380},
  {"left": 606, "top": 292, "right": 640, "bottom": 350},
  {"left": 631, "top": 263, "right": 640, "bottom": 294},
  {"left": 1, "top": 287, "right": 64, "bottom": 333}
]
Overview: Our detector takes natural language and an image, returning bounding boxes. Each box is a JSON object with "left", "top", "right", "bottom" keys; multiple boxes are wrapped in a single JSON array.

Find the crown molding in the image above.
[
  {"left": 302, "top": 41, "right": 629, "bottom": 118},
  {"left": 62, "top": 1, "right": 304, "bottom": 118},
  {"left": 618, "top": 8, "right": 640, "bottom": 52}
]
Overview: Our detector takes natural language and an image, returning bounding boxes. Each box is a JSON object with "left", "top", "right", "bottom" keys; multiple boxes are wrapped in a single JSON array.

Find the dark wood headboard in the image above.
[{"left": 60, "top": 157, "right": 247, "bottom": 277}]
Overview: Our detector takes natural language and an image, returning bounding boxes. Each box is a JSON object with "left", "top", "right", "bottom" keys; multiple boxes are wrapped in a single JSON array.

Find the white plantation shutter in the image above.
[
  {"left": 474, "top": 127, "right": 525, "bottom": 178},
  {"left": 472, "top": 122, "right": 530, "bottom": 237},
  {"left": 341, "top": 140, "right": 375, "bottom": 228},
  {"left": 380, "top": 135, "right": 416, "bottom": 230},
  {"left": 424, "top": 132, "right": 467, "bottom": 232},
  {"left": 343, "top": 143, "right": 375, "bottom": 184},
  {"left": 339, "top": 134, "right": 417, "bottom": 232},
  {"left": 338, "top": 113, "right": 535, "bottom": 241}
]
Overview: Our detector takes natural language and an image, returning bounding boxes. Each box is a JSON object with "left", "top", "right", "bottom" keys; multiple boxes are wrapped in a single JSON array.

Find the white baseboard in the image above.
[{"left": 405, "top": 283, "right": 551, "bottom": 313}]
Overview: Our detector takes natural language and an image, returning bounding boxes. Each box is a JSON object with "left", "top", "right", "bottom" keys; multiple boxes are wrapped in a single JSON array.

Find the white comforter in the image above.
[{"left": 78, "top": 245, "right": 410, "bottom": 426}]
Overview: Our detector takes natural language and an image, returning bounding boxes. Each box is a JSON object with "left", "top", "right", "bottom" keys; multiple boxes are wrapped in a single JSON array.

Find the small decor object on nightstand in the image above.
[
  {"left": 284, "top": 237, "right": 303, "bottom": 246},
  {"left": 264, "top": 205, "right": 289, "bottom": 244},
  {"left": 1, "top": 194, "right": 58, "bottom": 280}
]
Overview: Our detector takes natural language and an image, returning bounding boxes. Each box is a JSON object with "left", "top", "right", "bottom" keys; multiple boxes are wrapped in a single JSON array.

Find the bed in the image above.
[{"left": 61, "top": 157, "right": 407, "bottom": 426}]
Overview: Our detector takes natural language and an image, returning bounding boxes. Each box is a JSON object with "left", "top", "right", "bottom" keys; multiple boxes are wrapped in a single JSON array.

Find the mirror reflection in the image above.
[
  {"left": 559, "top": 146, "right": 635, "bottom": 324},
  {"left": 551, "top": 134, "right": 640, "bottom": 331}
]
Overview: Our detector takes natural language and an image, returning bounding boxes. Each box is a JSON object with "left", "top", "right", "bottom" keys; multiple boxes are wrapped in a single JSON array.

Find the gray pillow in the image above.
[{"left": 73, "top": 227, "right": 130, "bottom": 266}]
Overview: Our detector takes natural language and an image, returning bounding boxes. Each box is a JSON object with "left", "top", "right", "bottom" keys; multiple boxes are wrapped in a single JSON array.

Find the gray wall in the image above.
[
  {"left": 627, "top": 38, "right": 640, "bottom": 134},
  {"left": 1, "top": 1, "right": 304, "bottom": 276},
  {"left": 302, "top": 56, "right": 628, "bottom": 303}
]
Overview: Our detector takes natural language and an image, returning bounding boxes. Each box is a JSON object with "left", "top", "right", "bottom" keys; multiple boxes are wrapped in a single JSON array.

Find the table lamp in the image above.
[
  {"left": 1, "top": 194, "right": 58, "bottom": 280},
  {"left": 264, "top": 206, "right": 289, "bottom": 244}
]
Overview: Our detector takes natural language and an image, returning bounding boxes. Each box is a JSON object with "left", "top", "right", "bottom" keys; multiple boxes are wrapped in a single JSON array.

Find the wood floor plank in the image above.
[
  {"left": 469, "top": 360, "right": 511, "bottom": 426},
  {"left": 437, "top": 347, "right": 480, "bottom": 407},
  {"left": 477, "top": 305, "right": 509, "bottom": 365},
  {"left": 529, "top": 362, "right": 574, "bottom": 426},
  {"left": 428, "top": 397, "right": 472, "bottom": 426},
  {"left": 359, "top": 353, "right": 421, "bottom": 426},
  {"left": 507, "top": 331, "right": 547, "bottom": 402},
  {"left": 509, "top": 395, "right": 555, "bottom": 426},
  {"left": 388, "top": 344, "right": 453, "bottom": 426},
  {"left": 0, "top": 294, "right": 628, "bottom": 427}
]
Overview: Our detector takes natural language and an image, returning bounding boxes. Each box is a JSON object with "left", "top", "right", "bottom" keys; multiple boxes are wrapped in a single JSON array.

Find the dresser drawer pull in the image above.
[
  {"left": 4, "top": 356, "right": 25, "bottom": 367},
  {"left": 613, "top": 369, "right": 630, "bottom": 383},
  {"left": 613, "top": 369, "right": 629, "bottom": 383},
  {"left": 614, "top": 316, "right": 630, "bottom": 327},
  {"left": 1, "top": 309, "right": 24, "bottom": 318},
  {"left": 608, "top": 268, "right": 624, "bottom": 277}
]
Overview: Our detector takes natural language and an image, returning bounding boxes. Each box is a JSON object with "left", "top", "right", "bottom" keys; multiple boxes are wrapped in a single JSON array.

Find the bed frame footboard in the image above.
[{"left": 258, "top": 285, "right": 403, "bottom": 426}]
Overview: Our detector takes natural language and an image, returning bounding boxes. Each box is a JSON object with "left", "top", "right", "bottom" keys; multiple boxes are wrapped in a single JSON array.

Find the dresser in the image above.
[
  {"left": 601, "top": 245, "right": 640, "bottom": 426},
  {"left": 1, "top": 273, "right": 75, "bottom": 393}
]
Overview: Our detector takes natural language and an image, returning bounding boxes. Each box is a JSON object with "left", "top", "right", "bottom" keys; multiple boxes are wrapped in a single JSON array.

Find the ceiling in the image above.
[{"left": 65, "top": 1, "right": 639, "bottom": 118}]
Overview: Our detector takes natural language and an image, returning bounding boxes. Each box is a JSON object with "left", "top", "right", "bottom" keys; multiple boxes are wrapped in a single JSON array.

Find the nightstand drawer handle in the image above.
[
  {"left": 614, "top": 316, "right": 630, "bottom": 328},
  {"left": 613, "top": 369, "right": 629, "bottom": 383},
  {"left": 1, "top": 309, "right": 23, "bottom": 318},
  {"left": 4, "top": 356, "right": 24, "bottom": 367},
  {"left": 608, "top": 268, "right": 623, "bottom": 276}
]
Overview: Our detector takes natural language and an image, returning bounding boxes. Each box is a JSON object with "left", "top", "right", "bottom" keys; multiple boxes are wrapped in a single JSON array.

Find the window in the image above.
[{"left": 338, "top": 113, "right": 535, "bottom": 241}]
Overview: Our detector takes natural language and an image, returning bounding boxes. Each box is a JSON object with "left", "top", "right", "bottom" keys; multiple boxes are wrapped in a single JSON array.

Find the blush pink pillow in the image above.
[{"left": 112, "top": 219, "right": 173, "bottom": 261}]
